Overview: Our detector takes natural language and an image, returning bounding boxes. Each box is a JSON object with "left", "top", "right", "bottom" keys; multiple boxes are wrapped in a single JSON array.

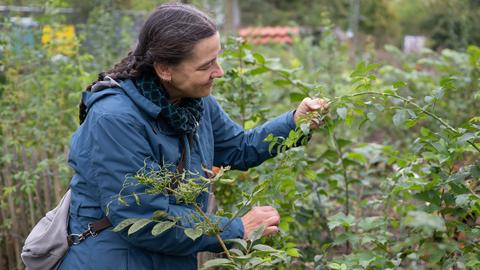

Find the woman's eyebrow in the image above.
[
  {"left": 198, "top": 57, "right": 216, "bottom": 68},
  {"left": 197, "top": 48, "right": 222, "bottom": 68}
]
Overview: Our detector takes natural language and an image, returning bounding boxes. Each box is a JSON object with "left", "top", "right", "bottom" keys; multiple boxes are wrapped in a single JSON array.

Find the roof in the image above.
[{"left": 238, "top": 26, "right": 300, "bottom": 45}]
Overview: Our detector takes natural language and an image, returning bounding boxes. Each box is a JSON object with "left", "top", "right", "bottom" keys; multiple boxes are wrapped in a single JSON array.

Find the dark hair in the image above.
[{"left": 79, "top": 3, "right": 217, "bottom": 124}]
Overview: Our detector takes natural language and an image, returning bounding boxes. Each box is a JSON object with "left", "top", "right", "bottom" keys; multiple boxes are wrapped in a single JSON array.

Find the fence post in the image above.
[
  {"left": 20, "top": 146, "right": 37, "bottom": 229},
  {"left": 2, "top": 144, "right": 22, "bottom": 269},
  {"left": 0, "top": 174, "right": 8, "bottom": 270},
  {"left": 39, "top": 149, "right": 53, "bottom": 211}
]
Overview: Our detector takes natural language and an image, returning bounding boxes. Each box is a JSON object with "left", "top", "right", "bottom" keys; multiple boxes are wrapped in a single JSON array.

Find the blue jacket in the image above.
[{"left": 59, "top": 79, "right": 297, "bottom": 270}]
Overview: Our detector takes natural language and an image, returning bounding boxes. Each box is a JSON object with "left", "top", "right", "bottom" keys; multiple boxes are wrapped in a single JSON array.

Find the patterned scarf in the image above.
[{"left": 133, "top": 72, "right": 203, "bottom": 135}]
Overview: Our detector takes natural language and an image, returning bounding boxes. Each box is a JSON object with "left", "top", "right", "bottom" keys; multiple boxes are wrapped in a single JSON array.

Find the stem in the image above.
[
  {"left": 330, "top": 131, "right": 351, "bottom": 254},
  {"left": 238, "top": 40, "right": 246, "bottom": 129},
  {"left": 328, "top": 91, "right": 480, "bottom": 153},
  {"left": 313, "top": 182, "right": 333, "bottom": 242},
  {"left": 193, "top": 204, "right": 233, "bottom": 261}
]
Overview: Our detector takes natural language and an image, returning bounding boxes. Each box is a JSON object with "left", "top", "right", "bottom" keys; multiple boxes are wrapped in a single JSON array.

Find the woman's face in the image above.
[{"left": 157, "top": 32, "right": 224, "bottom": 100}]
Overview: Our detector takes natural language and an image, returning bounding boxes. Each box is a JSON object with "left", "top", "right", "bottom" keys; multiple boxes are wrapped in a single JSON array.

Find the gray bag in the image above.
[{"left": 21, "top": 190, "right": 71, "bottom": 270}]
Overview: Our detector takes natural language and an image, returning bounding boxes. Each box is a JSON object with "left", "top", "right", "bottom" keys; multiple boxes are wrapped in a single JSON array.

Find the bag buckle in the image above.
[
  {"left": 68, "top": 234, "right": 84, "bottom": 245},
  {"left": 88, "top": 223, "right": 98, "bottom": 238}
]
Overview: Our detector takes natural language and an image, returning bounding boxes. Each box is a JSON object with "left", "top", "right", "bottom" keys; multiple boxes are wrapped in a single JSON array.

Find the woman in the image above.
[{"left": 60, "top": 3, "right": 328, "bottom": 270}]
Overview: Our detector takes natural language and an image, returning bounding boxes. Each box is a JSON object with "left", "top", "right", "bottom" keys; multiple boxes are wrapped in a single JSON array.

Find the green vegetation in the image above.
[{"left": 1, "top": 1, "right": 479, "bottom": 269}]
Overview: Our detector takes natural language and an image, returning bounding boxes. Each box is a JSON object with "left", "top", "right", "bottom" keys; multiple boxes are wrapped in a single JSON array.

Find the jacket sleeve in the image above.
[
  {"left": 90, "top": 113, "right": 244, "bottom": 256},
  {"left": 208, "top": 97, "right": 298, "bottom": 171}
]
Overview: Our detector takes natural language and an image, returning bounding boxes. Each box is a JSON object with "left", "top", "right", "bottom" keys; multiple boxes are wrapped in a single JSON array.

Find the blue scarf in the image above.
[{"left": 133, "top": 72, "right": 203, "bottom": 135}]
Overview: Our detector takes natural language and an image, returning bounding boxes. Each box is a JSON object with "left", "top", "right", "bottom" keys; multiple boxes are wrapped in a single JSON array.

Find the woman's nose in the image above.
[{"left": 211, "top": 62, "right": 224, "bottom": 78}]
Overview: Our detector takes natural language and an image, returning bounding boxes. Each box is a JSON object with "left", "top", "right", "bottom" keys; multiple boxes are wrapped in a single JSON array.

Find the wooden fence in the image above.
[{"left": 0, "top": 145, "right": 70, "bottom": 270}]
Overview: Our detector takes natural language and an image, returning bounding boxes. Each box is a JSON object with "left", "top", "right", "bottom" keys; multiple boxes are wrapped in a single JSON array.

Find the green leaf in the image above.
[
  {"left": 328, "top": 212, "right": 355, "bottom": 230},
  {"left": 273, "top": 79, "right": 290, "bottom": 87},
  {"left": 336, "top": 138, "right": 352, "bottom": 148},
  {"left": 300, "top": 123, "right": 310, "bottom": 136},
  {"left": 133, "top": 192, "right": 140, "bottom": 206},
  {"left": 420, "top": 127, "right": 430, "bottom": 137},
  {"left": 263, "top": 133, "right": 274, "bottom": 142},
  {"left": 374, "top": 103, "right": 384, "bottom": 111},
  {"left": 455, "top": 194, "right": 470, "bottom": 207},
  {"left": 184, "top": 227, "right": 203, "bottom": 241},
  {"left": 350, "top": 61, "right": 366, "bottom": 78},
  {"left": 286, "top": 248, "right": 301, "bottom": 257},
  {"left": 289, "top": 92, "right": 306, "bottom": 102},
  {"left": 393, "top": 81, "right": 406, "bottom": 89},
  {"left": 424, "top": 95, "right": 434, "bottom": 103},
  {"left": 118, "top": 196, "right": 129, "bottom": 207},
  {"left": 358, "top": 252, "right": 375, "bottom": 268},
  {"left": 304, "top": 169, "right": 317, "bottom": 181},
  {"left": 457, "top": 132, "right": 475, "bottom": 144},
  {"left": 465, "top": 259, "right": 480, "bottom": 267},
  {"left": 328, "top": 263, "right": 347, "bottom": 270},
  {"left": 337, "top": 107, "right": 347, "bottom": 120},
  {"left": 250, "top": 66, "right": 268, "bottom": 75},
  {"left": 393, "top": 110, "right": 407, "bottom": 127},
  {"left": 248, "top": 225, "right": 265, "bottom": 241},
  {"left": 252, "top": 52, "right": 265, "bottom": 64},
  {"left": 404, "top": 119, "right": 417, "bottom": 128},
  {"left": 200, "top": 258, "right": 234, "bottom": 270},
  {"left": 346, "top": 152, "right": 367, "bottom": 165},
  {"left": 471, "top": 161, "right": 480, "bottom": 178},
  {"left": 366, "top": 63, "right": 380, "bottom": 72},
  {"left": 406, "top": 211, "right": 446, "bottom": 232},
  {"left": 414, "top": 190, "right": 441, "bottom": 206},
  {"left": 128, "top": 219, "right": 152, "bottom": 235},
  {"left": 367, "top": 112, "right": 376, "bottom": 121},
  {"left": 253, "top": 244, "right": 276, "bottom": 251},
  {"left": 440, "top": 76, "right": 456, "bottom": 90},
  {"left": 384, "top": 88, "right": 396, "bottom": 95},
  {"left": 345, "top": 111, "right": 354, "bottom": 126},
  {"left": 112, "top": 218, "right": 139, "bottom": 232},
  {"left": 229, "top": 248, "right": 244, "bottom": 256},
  {"left": 151, "top": 221, "right": 175, "bottom": 236},
  {"left": 321, "top": 149, "right": 339, "bottom": 160},
  {"left": 433, "top": 88, "right": 444, "bottom": 99},
  {"left": 358, "top": 216, "right": 385, "bottom": 231},
  {"left": 226, "top": 238, "right": 248, "bottom": 251}
]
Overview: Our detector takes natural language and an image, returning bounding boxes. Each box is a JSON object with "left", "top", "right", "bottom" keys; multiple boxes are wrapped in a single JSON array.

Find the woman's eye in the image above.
[{"left": 199, "top": 62, "right": 214, "bottom": 70}]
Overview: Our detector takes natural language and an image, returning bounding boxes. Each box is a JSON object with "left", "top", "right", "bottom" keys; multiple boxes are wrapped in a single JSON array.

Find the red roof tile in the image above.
[{"left": 239, "top": 26, "right": 299, "bottom": 45}]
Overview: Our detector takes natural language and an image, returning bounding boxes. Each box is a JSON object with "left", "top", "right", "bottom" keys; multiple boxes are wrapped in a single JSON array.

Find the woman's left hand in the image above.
[{"left": 294, "top": 97, "right": 329, "bottom": 129}]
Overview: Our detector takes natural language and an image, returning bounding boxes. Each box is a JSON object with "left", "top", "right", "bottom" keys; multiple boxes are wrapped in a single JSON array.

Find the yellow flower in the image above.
[{"left": 41, "top": 24, "right": 78, "bottom": 56}]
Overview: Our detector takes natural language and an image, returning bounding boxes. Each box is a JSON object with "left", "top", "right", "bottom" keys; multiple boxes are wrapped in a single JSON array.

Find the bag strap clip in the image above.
[{"left": 67, "top": 216, "right": 111, "bottom": 246}]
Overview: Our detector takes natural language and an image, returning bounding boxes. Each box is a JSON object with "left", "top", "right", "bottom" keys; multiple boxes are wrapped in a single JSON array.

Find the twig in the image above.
[
  {"left": 193, "top": 204, "right": 233, "bottom": 261},
  {"left": 328, "top": 91, "right": 480, "bottom": 153}
]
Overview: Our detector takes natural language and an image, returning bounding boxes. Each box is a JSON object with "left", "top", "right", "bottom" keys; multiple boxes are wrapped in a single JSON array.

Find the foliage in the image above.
[
  {"left": 110, "top": 164, "right": 292, "bottom": 269},
  {"left": 214, "top": 37, "right": 480, "bottom": 269}
]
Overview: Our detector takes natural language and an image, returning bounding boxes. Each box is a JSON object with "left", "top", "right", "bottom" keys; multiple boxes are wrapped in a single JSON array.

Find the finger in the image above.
[
  {"left": 305, "top": 99, "right": 322, "bottom": 110},
  {"left": 318, "top": 99, "right": 330, "bottom": 111},
  {"left": 264, "top": 214, "right": 280, "bottom": 226},
  {"left": 310, "top": 122, "right": 320, "bottom": 129},
  {"left": 263, "top": 226, "right": 279, "bottom": 236},
  {"left": 256, "top": 206, "right": 277, "bottom": 213}
]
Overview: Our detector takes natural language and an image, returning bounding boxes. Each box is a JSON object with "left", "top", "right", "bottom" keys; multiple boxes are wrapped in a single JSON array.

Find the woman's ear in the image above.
[{"left": 153, "top": 62, "right": 172, "bottom": 82}]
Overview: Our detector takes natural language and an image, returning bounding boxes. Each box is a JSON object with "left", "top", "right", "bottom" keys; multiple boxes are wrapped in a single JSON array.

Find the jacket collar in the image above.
[{"left": 119, "top": 79, "right": 162, "bottom": 119}]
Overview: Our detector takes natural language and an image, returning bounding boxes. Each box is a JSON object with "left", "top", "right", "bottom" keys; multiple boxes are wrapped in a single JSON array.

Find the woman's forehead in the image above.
[{"left": 188, "top": 33, "right": 221, "bottom": 63}]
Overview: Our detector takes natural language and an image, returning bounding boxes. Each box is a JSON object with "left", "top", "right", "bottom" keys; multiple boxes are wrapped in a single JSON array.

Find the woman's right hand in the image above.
[{"left": 241, "top": 206, "right": 280, "bottom": 239}]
